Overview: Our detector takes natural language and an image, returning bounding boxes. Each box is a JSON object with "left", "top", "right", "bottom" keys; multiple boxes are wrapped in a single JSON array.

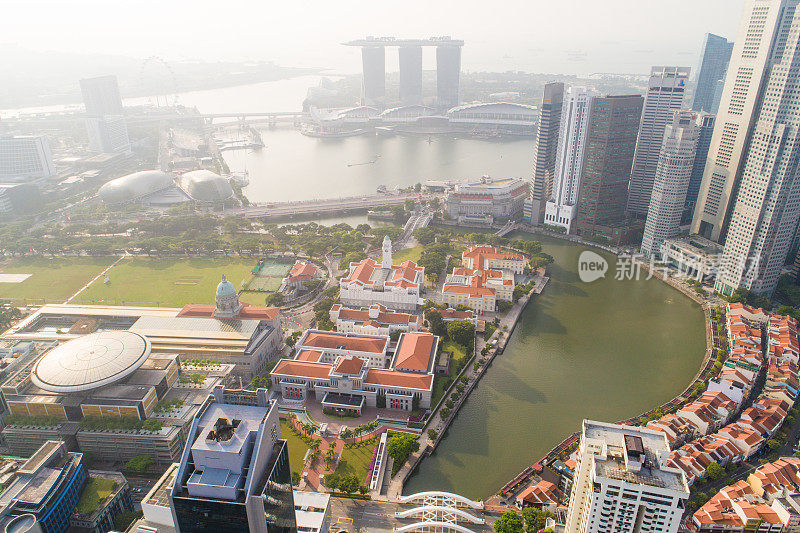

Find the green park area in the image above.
[
  {"left": 280, "top": 419, "right": 311, "bottom": 480},
  {"left": 0, "top": 256, "right": 116, "bottom": 303},
  {"left": 431, "top": 341, "right": 472, "bottom": 407},
  {"left": 75, "top": 257, "right": 257, "bottom": 307},
  {"left": 333, "top": 439, "right": 374, "bottom": 481},
  {"left": 392, "top": 246, "right": 424, "bottom": 264},
  {"left": 75, "top": 476, "right": 117, "bottom": 515}
]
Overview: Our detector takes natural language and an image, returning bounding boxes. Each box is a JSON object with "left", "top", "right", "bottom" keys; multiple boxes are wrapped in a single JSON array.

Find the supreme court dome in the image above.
[{"left": 30, "top": 331, "right": 151, "bottom": 393}]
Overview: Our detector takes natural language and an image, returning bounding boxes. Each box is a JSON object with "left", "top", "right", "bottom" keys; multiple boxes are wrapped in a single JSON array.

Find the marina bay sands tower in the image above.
[{"left": 344, "top": 37, "right": 464, "bottom": 108}]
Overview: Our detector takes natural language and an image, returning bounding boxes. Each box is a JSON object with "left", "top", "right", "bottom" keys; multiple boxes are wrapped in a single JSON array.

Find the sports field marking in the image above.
[{"left": 0, "top": 274, "right": 32, "bottom": 283}]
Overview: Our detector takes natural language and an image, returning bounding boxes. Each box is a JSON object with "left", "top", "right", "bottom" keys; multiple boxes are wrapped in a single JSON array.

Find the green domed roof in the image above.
[{"left": 216, "top": 275, "right": 237, "bottom": 297}]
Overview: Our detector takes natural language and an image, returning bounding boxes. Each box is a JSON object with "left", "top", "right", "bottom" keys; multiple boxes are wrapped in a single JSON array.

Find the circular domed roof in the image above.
[
  {"left": 98, "top": 171, "right": 174, "bottom": 204},
  {"left": 31, "top": 332, "right": 151, "bottom": 393},
  {"left": 217, "top": 275, "right": 237, "bottom": 297}
]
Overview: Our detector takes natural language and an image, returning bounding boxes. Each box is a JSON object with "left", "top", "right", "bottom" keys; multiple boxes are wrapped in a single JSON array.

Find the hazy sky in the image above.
[{"left": 3, "top": 0, "right": 744, "bottom": 75}]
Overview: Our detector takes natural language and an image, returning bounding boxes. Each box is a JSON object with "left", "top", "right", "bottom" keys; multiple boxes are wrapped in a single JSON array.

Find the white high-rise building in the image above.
[
  {"left": 692, "top": 0, "right": 793, "bottom": 243},
  {"left": 0, "top": 135, "right": 55, "bottom": 182},
  {"left": 544, "top": 86, "right": 598, "bottom": 233},
  {"left": 564, "top": 420, "right": 689, "bottom": 533},
  {"left": 716, "top": 0, "right": 800, "bottom": 297},
  {"left": 641, "top": 111, "right": 701, "bottom": 258},
  {"left": 627, "top": 66, "right": 690, "bottom": 218},
  {"left": 86, "top": 116, "right": 131, "bottom": 154}
]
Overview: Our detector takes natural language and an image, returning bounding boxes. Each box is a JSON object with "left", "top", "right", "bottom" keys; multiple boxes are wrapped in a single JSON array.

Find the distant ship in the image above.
[{"left": 300, "top": 125, "right": 367, "bottom": 138}]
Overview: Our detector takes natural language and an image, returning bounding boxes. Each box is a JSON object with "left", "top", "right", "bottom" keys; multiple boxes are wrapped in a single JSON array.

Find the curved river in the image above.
[{"left": 403, "top": 235, "right": 706, "bottom": 500}]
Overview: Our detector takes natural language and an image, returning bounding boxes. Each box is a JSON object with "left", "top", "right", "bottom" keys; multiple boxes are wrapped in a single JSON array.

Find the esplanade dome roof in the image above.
[
  {"left": 31, "top": 331, "right": 151, "bottom": 393},
  {"left": 98, "top": 170, "right": 174, "bottom": 204},
  {"left": 179, "top": 170, "right": 234, "bottom": 203},
  {"left": 216, "top": 275, "right": 237, "bottom": 297}
]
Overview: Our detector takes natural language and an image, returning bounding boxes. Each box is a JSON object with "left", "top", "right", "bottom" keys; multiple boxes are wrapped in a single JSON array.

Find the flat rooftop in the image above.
[
  {"left": 145, "top": 463, "right": 178, "bottom": 509},
  {"left": 293, "top": 490, "right": 330, "bottom": 531},
  {"left": 343, "top": 37, "right": 463, "bottom": 47},
  {"left": 584, "top": 420, "right": 688, "bottom": 493},
  {"left": 192, "top": 403, "right": 268, "bottom": 455}
]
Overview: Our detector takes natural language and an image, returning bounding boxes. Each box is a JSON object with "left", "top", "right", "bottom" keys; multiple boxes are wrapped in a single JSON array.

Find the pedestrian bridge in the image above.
[
  {"left": 395, "top": 506, "right": 485, "bottom": 523},
  {"left": 394, "top": 522, "right": 479, "bottom": 533},
  {"left": 397, "top": 491, "right": 484, "bottom": 509},
  {"left": 394, "top": 491, "right": 485, "bottom": 532}
]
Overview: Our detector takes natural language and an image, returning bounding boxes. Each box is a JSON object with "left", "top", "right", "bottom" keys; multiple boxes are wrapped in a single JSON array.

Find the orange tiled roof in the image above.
[
  {"left": 333, "top": 356, "right": 365, "bottom": 375},
  {"left": 394, "top": 332, "right": 436, "bottom": 372},
  {"left": 272, "top": 360, "right": 332, "bottom": 379},
  {"left": 301, "top": 331, "right": 387, "bottom": 354},
  {"left": 364, "top": 369, "right": 433, "bottom": 390}
]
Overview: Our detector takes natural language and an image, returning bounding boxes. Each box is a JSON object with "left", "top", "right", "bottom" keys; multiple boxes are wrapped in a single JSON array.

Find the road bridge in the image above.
[{"left": 233, "top": 193, "right": 422, "bottom": 219}]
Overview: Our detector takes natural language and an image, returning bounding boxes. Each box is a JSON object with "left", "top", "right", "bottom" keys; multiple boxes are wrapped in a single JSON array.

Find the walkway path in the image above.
[
  {"left": 63, "top": 253, "right": 128, "bottom": 304},
  {"left": 387, "top": 289, "right": 537, "bottom": 500}
]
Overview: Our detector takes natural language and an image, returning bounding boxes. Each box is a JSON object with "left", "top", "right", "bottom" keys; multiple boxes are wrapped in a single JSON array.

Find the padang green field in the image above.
[
  {"left": 0, "top": 256, "right": 116, "bottom": 303},
  {"left": 74, "top": 257, "right": 259, "bottom": 306}
]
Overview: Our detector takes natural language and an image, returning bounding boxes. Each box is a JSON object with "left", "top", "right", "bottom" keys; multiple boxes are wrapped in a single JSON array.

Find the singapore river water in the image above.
[
  {"left": 103, "top": 78, "right": 706, "bottom": 499},
  {"left": 404, "top": 235, "right": 705, "bottom": 499}
]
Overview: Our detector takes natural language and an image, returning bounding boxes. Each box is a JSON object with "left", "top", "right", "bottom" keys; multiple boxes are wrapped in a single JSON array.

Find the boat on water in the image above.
[
  {"left": 300, "top": 125, "right": 368, "bottom": 138},
  {"left": 229, "top": 170, "right": 250, "bottom": 187},
  {"left": 347, "top": 158, "right": 377, "bottom": 167},
  {"left": 375, "top": 126, "right": 396, "bottom": 137}
]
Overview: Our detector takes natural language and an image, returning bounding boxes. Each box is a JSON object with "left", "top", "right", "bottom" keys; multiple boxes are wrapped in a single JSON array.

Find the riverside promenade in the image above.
[{"left": 387, "top": 275, "right": 544, "bottom": 501}]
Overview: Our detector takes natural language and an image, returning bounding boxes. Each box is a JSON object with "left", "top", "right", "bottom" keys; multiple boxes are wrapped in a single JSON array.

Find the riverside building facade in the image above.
[
  {"left": 527, "top": 82, "right": 565, "bottom": 224},
  {"left": 641, "top": 111, "right": 701, "bottom": 258},
  {"left": 544, "top": 86, "right": 599, "bottom": 233},
  {"left": 445, "top": 176, "right": 528, "bottom": 224},
  {"left": 713, "top": 0, "right": 800, "bottom": 296},
  {"left": 627, "top": 66, "right": 690, "bottom": 218},
  {"left": 573, "top": 94, "right": 644, "bottom": 243},
  {"left": 692, "top": 0, "right": 793, "bottom": 243}
]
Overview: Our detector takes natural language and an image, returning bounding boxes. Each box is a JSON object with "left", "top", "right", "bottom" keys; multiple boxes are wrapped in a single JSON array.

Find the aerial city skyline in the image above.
[{"left": 5, "top": 1, "right": 800, "bottom": 533}]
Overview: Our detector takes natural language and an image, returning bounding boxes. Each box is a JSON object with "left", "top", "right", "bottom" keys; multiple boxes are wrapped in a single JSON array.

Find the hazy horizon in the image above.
[{"left": 2, "top": 0, "right": 743, "bottom": 76}]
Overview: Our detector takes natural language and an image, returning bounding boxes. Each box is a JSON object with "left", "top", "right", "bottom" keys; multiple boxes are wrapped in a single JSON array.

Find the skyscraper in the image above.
[
  {"left": 79, "top": 75, "right": 124, "bottom": 117},
  {"left": 715, "top": 0, "right": 800, "bottom": 297},
  {"left": 627, "top": 66, "right": 690, "bottom": 218},
  {"left": 692, "top": 33, "right": 734, "bottom": 114},
  {"left": 528, "top": 82, "right": 565, "bottom": 224},
  {"left": 170, "top": 387, "right": 297, "bottom": 533},
  {"left": 575, "top": 94, "right": 643, "bottom": 241},
  {"left": 86, "top": 116, "right": 131, "bottom": 154},
  {"left": 360, "top": 46, "right": 386, "bottom": 106},
  {"left": 544, "top": 86, "right": 598, "bottom": 233},
  {"left": 80, "top": 75, "right": 130, "bottom": 154},
  {"left": 436, "top": 45, "right": 461, "bottom": 108},
  {"left": 683, "top": 113, "right": 715, "bottom": 225},
  {"left": 692, "top": 0, "right": 791, "bottom": 243},
  {"left": 564, "top": 420, "right": 689, "bottom": 533},
  {"left": 641, "top": 111, "right": 701, "bottom": 258},
  {"left": 0, "top": 134, "right": 56, "bottom": 182},
  {"left": 398, "top": 46, "right": 423, "bottom": 105}
]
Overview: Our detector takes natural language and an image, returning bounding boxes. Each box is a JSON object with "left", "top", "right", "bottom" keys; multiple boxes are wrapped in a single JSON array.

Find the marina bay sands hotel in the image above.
[{"left": 343, "top": 36, "right": 464, "bottom": 108}]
